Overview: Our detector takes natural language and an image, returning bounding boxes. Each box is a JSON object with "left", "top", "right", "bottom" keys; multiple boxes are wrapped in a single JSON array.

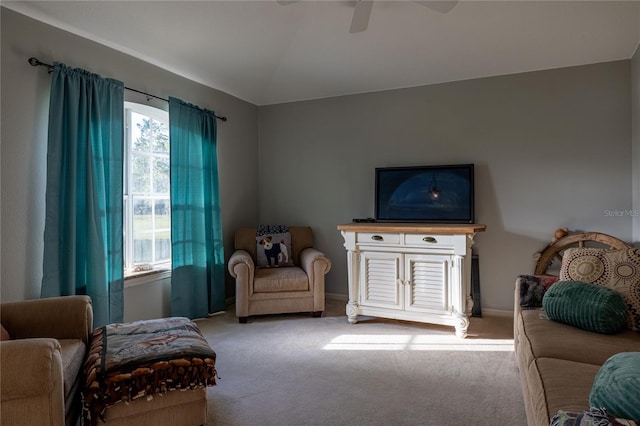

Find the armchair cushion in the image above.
[
  {"left": 254, "top": 267, "right": 309, "bottom": 292},
  {"left": 59, "top": 339, "right": 88, "bottom": 401}
]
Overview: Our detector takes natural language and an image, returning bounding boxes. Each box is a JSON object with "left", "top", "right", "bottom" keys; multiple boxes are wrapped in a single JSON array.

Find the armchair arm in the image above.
[
  {"left": 0, "top": 338, "right": 65, "bottom": 426},
  {"left": 229, "top": 250, "right": 255, "bottom": 318},
  {"left": 1, "top": 295, "right": 93, "bottom": 344},
  {"left": 300, "top": 248, "right": 332, "bottom": 311},
  {"left": 228, "top": 250, "right": 255, "bottom": 279}
]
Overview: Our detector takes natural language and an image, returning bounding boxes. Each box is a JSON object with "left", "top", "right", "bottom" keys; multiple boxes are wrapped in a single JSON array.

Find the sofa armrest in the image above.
[
  {"left": 229, "top": 250, "right": 255, "bottom": 318},
  {"left": 514, "top": 277, "right": 523, "bottom": 318},
  {"left": 300, "top": 248, "right": 331, "bottom": 312},
  {"left": 0, "top": 338, "right": 65, "bottom": 425},
  {"left": 514, "top": 277, "right": 523, "bottom": 348},
  {"left": 228, "top": 250, "right": 255, "bottom": 279},
  {"left": 1, "top": 295, "right": 93, "bottom": 344}
]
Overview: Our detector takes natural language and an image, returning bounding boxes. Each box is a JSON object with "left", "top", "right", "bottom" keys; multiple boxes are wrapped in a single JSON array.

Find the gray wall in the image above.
[
  {"left": 259, "top": 61, "right": 633, "bottom": 312},
  {"left": 1, "top": 7, "right": 636, "bottom": 316},
  {"left": 633, "top": 43, "right": 640, "bottom": 245},
  {"left": 1, "top": 8, "right": 259, "bottom": 309}
]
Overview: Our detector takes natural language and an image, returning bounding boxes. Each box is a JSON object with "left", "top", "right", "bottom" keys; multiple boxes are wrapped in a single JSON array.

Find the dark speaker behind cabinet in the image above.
[{"left": 471, "top": 254, "right": 481, "bottom": 317}]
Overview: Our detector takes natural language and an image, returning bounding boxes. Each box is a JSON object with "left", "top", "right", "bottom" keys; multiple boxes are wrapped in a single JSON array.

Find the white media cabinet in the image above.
[{"left": 337, "top": 223, "right": 486, "bottom": 338}]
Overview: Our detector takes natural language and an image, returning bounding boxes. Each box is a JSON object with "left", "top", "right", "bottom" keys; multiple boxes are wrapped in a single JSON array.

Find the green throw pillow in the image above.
[
  {"left": 542, "top": 280, "right": 627, "bottom": 334},
  {"left": 589, "top": 352, "right": 640, "bottom": 421}
]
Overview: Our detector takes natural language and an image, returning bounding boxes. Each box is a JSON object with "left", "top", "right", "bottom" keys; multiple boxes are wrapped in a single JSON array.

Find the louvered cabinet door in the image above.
[
  {"left": 404, "top": 254, "right": 450, "bottom": 314},
  {"left": 359, "top": 251, "right": 402, "bottom": 310}
]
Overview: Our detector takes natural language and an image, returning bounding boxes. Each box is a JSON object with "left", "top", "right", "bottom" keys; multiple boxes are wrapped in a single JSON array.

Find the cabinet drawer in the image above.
[
  {"left": 405, "top": 234, "right": 454, "bottom": 247},
  {"left": 357, "top": 232, "right": 400, "bottom": 245}
]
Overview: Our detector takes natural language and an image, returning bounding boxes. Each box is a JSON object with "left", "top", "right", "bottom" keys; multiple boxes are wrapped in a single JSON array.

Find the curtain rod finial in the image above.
[{"left": 28, "top": 57, "right": 40, "bottom": 66}]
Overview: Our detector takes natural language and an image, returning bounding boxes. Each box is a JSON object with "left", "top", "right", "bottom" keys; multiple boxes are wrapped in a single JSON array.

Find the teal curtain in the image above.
[
  {"left": 42, "top": 63, "right": 124, "bottom": 327},
  {"left": 169, "top": 97, "right": 225, "bottom": 318}
]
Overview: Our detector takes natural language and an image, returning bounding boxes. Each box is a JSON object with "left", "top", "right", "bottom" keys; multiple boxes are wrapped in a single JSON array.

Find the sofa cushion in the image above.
[
  {"left": 517, "top": 309, "right": 640, "bottom": 366},
  {"left": 542, "top": 281, "right": 628, "bottom": 334},
  {"left": 254, "top": 267, "right": 308, "bottom": 293},
  {"left": 589, "top": 352, "right": 640, "bottom": 421},
  {"left": 526, "top": 357, "right": 601, "bottom": 424},
  {"left": 560, "top": 248, "right": 640, "bottom": 331},
  {"left": 58, "top": 339, "right": 86, "bottom": 401}
]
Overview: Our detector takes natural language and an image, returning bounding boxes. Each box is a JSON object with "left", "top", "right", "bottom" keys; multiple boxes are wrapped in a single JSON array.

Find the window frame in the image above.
[{"left": 123, "top": 101, "right": 171, "bottom": 278}]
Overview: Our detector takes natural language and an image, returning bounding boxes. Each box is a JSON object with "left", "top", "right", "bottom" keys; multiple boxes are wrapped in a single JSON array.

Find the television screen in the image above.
[{"left": 375, "top": 164, "right": 474, "bottom": 223}]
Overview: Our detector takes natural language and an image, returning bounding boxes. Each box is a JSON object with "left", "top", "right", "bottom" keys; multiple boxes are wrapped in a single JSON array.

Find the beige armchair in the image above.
[
  {"left": 228, "top": 226, "right": 331, "bottom": 323},
  {"left": 1, "top": 295, "right": 93, "bottom": 426}
]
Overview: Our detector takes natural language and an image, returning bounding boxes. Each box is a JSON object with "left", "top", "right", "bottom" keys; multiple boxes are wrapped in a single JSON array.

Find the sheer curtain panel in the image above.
[
  {"left": 41, "top": 63, "right": 124, "bottom": 327},
  {"left": 169, "top": 97, "right": 225, "bottom": 319}
]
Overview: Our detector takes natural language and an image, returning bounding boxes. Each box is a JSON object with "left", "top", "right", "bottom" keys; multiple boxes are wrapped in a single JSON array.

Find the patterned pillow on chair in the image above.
[
  {"left": 256, "top": 225, "right": 294, "bottom": 268},
  {"left": 559, "top": 248, "right": 640, "bottom": 331}
]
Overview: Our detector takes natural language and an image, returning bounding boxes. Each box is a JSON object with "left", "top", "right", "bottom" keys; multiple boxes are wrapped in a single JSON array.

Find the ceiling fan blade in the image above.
[
  {"left": 414, "top": 1, "right": 458, "bottom": 14},
  {"left": 349, "top": 0, "right": 374, "bottom": 34}
]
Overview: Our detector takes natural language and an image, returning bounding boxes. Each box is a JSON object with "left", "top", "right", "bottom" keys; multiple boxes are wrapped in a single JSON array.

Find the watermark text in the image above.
[{"left": 604, "top": 209, "right": 640, "bottom": 217}]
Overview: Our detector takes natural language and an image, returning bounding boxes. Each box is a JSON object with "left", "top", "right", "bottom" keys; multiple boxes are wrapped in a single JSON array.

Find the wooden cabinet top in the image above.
[{"left": 337, "top": 223, "right": 486, "bottom": 234}]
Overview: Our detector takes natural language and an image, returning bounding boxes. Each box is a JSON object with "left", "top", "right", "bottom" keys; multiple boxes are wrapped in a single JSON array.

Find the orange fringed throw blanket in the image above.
[{"left": 82, "top": 317, "right": 217, "bottom": 424}]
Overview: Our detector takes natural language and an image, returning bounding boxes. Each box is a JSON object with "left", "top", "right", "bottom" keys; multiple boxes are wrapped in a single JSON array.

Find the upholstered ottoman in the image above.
[{"left": 82, "top": 317, "right": 216, "bottom": 426}]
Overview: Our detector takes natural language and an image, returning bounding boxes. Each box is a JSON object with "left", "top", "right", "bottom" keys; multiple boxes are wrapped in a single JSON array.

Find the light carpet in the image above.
[{"left": 195, "top": 299, "right": 527, "bottom": 426}]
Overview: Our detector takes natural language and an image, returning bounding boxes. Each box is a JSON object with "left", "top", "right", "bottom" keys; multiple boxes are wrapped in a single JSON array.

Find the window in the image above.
[{"left": 124, "top": 102, "right": 170, "bottom": 275}]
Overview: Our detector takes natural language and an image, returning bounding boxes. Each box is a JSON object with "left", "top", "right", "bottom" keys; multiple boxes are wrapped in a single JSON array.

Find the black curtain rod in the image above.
[{"left": 28, "top": 57, "right": 227, "bottom": 122}]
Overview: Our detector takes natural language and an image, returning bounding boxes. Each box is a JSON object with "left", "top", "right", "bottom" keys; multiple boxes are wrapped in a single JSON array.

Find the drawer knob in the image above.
[
  {"left": 423, "top": 236, "right": 437, "bottom": 243},
  {"left": 371, "top": 235, "right": 383, "bottom": 241}
]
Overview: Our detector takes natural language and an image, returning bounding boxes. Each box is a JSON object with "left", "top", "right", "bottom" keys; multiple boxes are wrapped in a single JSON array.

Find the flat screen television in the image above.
[{"left": 375, "top": 164, "right": 475, "bottom": 223}]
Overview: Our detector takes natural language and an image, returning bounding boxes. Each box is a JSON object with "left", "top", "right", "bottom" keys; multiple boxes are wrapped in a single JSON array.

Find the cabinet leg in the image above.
[
  {"left": 346, "top": 301, "right": 359, "bottom": 324},
  {"left": 454, "top": 311, "right": 470, "bottom": 339}
]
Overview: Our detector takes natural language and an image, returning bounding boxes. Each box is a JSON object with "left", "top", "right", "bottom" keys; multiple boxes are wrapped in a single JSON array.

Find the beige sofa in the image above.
[
  {"left": 228, "top": 226, "right": 331, "bottom": 322},
  {"left": 514, "top": 281, "right": 640, "bottom": 426},
  {"left": 1, "top": 295, "right": 93, "bottom": 426},
  {"left": 513, "top": 231, "right": 640, "bottom": 426}
]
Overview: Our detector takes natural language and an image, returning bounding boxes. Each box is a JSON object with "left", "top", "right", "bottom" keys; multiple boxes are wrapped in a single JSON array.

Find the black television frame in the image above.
[{"left": 374, "top": 164, "right": 475, "bottom": 223}]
